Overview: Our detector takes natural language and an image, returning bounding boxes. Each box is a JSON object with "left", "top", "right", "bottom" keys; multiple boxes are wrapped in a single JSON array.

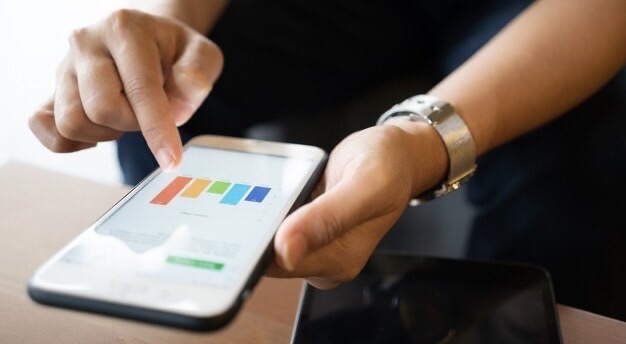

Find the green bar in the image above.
[
  {"left": 206, "top": 181, "right": 231, "bottom": 194},
  {"left": 166, "top": 256, "right": 224, "bottom": 271}
]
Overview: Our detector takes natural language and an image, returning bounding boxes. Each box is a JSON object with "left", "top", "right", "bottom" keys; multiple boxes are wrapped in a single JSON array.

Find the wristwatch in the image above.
[{"left": 376, "top": 94, "right": 477, "bottom": 206}]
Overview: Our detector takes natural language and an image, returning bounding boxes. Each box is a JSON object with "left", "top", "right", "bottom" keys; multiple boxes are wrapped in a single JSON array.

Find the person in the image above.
[{"left": 29, "top": 0, "right": 626, "bottom": 320}]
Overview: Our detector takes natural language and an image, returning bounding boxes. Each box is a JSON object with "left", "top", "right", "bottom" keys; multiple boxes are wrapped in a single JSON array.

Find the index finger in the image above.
[{"left": 106, "top": 17, "right": 181, "bottom": 170}]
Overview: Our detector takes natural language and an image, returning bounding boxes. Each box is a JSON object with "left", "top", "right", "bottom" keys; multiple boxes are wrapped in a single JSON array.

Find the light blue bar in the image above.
[{"left": 220, "top": 184, "right": 251, "bottom": 205}]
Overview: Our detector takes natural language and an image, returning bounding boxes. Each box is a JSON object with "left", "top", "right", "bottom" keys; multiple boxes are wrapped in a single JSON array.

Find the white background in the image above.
[{"left": 0, "top": 1, "right": 127, "bottom": 185}]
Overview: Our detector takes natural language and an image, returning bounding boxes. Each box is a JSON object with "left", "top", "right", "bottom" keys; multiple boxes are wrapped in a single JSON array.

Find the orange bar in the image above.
[
  {"left": 181, "top": 179, "right": 211, "bottom": 198},
  {"left": 150, "top": 176, "right": 193, "bottom": 205}
]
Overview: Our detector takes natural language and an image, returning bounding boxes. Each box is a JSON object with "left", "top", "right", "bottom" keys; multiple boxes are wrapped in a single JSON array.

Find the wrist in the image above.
[
  {"left": 382, "top": 118, "right": 448, "bottom": 204},
  {"left": 377, "top": 94, "right": 477, "bottom": 206}
]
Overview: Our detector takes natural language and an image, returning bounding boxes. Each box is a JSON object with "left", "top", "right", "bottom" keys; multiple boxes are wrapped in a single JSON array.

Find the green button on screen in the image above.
[{"left": 166, "top": 256, "right": 224, "bottom": 271}]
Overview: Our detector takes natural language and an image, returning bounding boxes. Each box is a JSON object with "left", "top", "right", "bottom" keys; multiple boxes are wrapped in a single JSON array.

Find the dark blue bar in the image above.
[{"left": 245, "top": 186, "right": 271, "bottom": 203}]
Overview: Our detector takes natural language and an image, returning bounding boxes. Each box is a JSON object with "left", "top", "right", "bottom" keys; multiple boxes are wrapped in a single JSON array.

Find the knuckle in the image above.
[
  {"left": 28, "top": 117, "right": 47, "bottom": 145},
  {"left": 123, "top": 77, "right": 156, "bottom": 105},
  {"left": 83, "top": 97, "right": 116, "bottom": 127},
  {"left": 172, "top": 62, "right": 212, "bottom": 92},
  {"left": 197, "top": 38, "right": 224, "bottom": 64},
  {"left": 175, "top": 43, "right": 222, "bottom": 88},
  {"left": 29, "top": 108, "right": 78, "bottom": 153},
  {"left": 87, "top": 108, "right": 114, "bottom": 128},
  {"left": 68, "top": 27, "right": 89, "bottom": 50},
  {"left": 317, "top": 212, "right": 343, "bottom": 246},
  {"left": 198, "top": 40, "right": 224, "bottom": 77},
  {"left": 55, "top": 108, "right": 84, "bottom": 139},
  {"left": 107, "top": 9, "right": 143, "bottom": 37}
]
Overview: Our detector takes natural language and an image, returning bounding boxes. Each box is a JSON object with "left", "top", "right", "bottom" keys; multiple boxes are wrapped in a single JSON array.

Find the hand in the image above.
[
  {"left": 29, "top": 9, "right": 223, "bottom": 170},
  {"left": 267, "top": 122, "right": 447, "bottom": 289}
]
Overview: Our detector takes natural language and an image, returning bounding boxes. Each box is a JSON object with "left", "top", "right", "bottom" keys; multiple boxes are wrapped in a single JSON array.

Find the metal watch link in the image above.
[{"left": 376, "top": 94, "right": 477, "bottom": 206}]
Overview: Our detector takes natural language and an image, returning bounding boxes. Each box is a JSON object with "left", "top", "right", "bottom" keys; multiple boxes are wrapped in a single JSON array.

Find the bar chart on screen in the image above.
[{"left": 150, "top": 176, "right": 272, "bottom": 207}]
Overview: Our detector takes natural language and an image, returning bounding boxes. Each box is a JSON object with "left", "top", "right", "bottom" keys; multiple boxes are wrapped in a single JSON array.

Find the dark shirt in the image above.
[{"left": 117, "top": 0, "right": 626, "bottom": 320}]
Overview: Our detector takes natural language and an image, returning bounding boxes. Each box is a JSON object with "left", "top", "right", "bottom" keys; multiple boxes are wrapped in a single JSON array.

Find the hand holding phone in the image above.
[
  {"left": 267, "top": 123, "right": 444, "bottom": 289},
  {"left": 28, "top": 135, "right": 327, "bottom": 331}
]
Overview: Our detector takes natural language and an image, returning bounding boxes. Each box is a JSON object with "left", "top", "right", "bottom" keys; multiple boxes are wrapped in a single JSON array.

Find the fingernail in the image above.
[
  {"left": 156, "top": 148, "right": 175, "bottom": 171},
  {"left": 281, "top": 233, "right": 307, "bottom": 271}
]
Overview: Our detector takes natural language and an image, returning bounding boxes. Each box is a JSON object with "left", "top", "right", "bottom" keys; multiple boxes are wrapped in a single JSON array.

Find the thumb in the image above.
[
  {"left": 165, "top": 37, "right": 223, "bottom": 126},
  {"left": 274, "top": 177, "right": 383, "bottom": 271}
]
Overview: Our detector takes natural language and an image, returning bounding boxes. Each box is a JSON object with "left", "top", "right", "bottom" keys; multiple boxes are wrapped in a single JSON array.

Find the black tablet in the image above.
[{"left": 291, "top": 252, "right": 562, "bottom": 344}]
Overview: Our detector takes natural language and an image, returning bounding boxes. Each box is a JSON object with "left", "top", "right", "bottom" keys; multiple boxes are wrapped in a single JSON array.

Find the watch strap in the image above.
[{"left": 377, "top": 95, "right": 477, "bottom": 206}]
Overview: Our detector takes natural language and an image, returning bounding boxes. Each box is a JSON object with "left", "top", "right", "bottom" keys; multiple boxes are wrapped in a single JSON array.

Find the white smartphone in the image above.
[{"left": 28, "top": 134, "right": 327, "bottom": 331}]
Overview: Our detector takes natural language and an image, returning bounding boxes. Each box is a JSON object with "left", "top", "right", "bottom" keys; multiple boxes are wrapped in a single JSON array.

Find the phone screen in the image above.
[
  {"left": 30, "top": 140, "right": 325, "bottom": 325},
  {"left": 67, "top": 145, "right": 315, "bottom": 289}
]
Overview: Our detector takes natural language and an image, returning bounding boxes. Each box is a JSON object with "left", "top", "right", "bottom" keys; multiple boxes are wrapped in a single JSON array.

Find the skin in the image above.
[
  {"left": 29, "top": 0, "right": 626, "bottom": 289},
  {"left": 28, "top": 1, "right": 226, "bottom": 169}
]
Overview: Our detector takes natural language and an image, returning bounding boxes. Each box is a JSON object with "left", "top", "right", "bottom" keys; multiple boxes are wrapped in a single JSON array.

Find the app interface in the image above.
[{"left": 60, "top": 145, "right": 316, "bottom": 289}]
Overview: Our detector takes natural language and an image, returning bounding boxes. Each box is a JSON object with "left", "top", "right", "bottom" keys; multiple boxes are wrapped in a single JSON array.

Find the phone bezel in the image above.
[{"left": 28, "top": 134, "right": 327, "bottom": 331}]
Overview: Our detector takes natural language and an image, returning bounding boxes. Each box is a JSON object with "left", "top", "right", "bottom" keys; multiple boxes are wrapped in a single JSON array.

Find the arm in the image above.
[
  {"left": 29, "top": 1, "right": 228, "bottom": 170},
  {"left": 270, "top": 0, "right": 626, "bottom": 288},
  {"left": 430, "top": 0, "right": 626, "bottom": 156}
]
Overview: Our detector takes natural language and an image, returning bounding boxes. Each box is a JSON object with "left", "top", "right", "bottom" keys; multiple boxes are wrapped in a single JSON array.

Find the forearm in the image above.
[
  {"left": 128, "top": 0, "right": 228, "bottom": 34},
  {"left": 429, "top": 0, "right": 626, "bottom": 156}
]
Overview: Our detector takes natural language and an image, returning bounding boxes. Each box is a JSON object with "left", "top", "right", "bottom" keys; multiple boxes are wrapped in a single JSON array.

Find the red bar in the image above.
[{"left": 150, "top": 176, "right": 193, "bottom": 205}]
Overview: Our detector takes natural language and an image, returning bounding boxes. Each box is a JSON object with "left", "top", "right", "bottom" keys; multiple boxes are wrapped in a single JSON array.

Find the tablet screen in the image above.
[{"left": 291, "top": 252, "right": 562, "bottom": 344}]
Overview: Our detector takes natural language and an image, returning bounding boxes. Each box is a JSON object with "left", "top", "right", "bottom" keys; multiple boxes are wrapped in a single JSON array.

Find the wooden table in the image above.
[{"left": 1, "top": 161, "right": 625, "bottom": 343}]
